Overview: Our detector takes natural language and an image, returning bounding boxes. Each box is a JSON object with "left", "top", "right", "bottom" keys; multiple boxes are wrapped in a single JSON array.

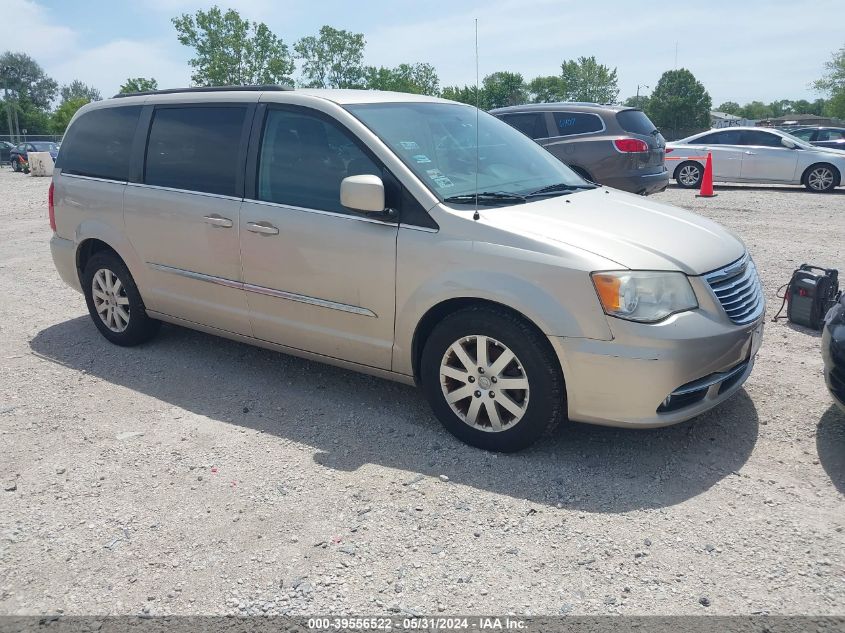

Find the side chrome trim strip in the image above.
[
  {"left": 126, "top": 182, "right": 243, "bottom": 202},
  {"left": 61, "top": 173, "right": 127, "bottom": 185},
  {"left": 242, "top": 282, "right": 376, "bottom": 317},
  {"left": 148, "top": 263, "right": 376, "bottom": 318},
  {"left": 245, "top": 198, "right": 396, "bottom": 227}
]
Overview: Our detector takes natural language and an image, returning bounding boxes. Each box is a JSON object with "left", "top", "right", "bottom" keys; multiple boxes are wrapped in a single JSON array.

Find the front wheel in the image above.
[
  {"left": 82, "top": 251, "right": 160, "bottom": 346},
  {"left": 420, "top": 307, "right": 565, "bottom": 452},
  {"left": 804, "top": 164, "right": 838, "bottom": 193},
  {"left": 675, "top": 161, "right": 703, "bottom": 188}
]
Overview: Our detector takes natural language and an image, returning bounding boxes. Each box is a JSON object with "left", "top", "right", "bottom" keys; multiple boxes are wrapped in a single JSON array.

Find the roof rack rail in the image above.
[{"left": 112, "top": 84, "right": 293, "bottom": 98}]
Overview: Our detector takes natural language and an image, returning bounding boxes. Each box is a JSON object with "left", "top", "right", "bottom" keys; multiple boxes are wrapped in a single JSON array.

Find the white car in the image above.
[{"left": 666, "top": 126, "right": 845, "bottom": 193}]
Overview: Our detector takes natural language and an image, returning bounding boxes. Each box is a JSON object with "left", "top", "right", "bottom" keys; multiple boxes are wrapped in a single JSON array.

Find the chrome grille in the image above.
[{"left": 704, "top": 253, "right": 765, "bottom": 325}]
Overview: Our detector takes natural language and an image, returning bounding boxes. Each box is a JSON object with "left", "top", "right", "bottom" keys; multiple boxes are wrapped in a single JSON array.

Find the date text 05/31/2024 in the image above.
[{"left": 307, "top": 617, "right": 528, "bottom": 630}]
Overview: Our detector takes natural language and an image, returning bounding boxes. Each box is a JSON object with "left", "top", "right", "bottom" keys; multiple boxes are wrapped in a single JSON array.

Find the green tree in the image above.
[
  {"left": 814, "top": 46, "right": 845, "bottom": 118},
  {"left": 527, "top": 75, "right": 566, "bottom": 103},
  {"left": 622, "top": 94, "right": 650, "bottom": 110},
  {"left": 441, "top": 85, "right": 481, "bottom": 106},
  {"left": 738, "top": 101, "right": 772, "bottom": 120},
  {"left": 482, "top": 71, "right": 527, "bottom": 109},
  {"left": 51, "top": 97, "right": 89, "bottom": 133},
  {"left": 717, "top": 101, "right": 741, "bottom": 114},
  {"left": 824, "top": 91, "right": 845, "bottom": 119},
  {"left": 60, "top": 80, "right": 100, "bottom": 104},
  {"left": 0, "top": 51, "right": 57, "bottom": 136},
  {"left": 172, "top": 6, "right": 294, "bottom": 86},
  {"left": 364, "top": 63, "right": 439, "bottom": 95},
  {"left": 646, "top": 68, "right": 711, "bottom": 133},
  {"left": 559, "top": 56, "right": 619, "bottom": 103},
  {"left": 119, "top": 77, "right": 159, "bottom": 94},
  {"left": 294, "top": 26, "right": 366, "bottom": 88}
]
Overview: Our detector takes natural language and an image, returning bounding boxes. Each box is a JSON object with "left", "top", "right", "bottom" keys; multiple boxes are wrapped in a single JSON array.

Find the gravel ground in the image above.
[{"left": 0, "top": 167, "right": 843, "bottom": 617}]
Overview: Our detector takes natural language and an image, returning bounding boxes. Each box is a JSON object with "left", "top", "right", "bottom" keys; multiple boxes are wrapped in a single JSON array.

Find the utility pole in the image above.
[{"left": 636, "top": 84, "right": 649, "bottom": 108}]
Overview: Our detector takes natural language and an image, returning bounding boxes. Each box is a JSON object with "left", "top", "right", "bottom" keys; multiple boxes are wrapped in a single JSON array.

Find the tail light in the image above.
[
  {"left": 614, "top": 138, "right": 649, "bottom": 153},
  {"left": 48, "top": 181, "right": 56, "bottom": 232}
]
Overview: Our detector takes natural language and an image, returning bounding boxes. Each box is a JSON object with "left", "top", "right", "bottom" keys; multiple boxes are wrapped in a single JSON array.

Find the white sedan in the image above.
[{"left": 666, "top": 126, "right": 845, "bottom": 193}]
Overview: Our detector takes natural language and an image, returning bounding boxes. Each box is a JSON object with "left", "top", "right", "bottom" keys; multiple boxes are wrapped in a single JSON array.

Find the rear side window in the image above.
[
  {"left": 144, "top": 106, "right": 246, "bottom": 197},
  {"left": 693, "top": 130, "right": 742, "bottom": 145},
  {"left": 257, "top": 108, "right": 381, "bottom": 214},
  {"left": 552, "top": 112, "right": 604, "bottom": 136},
  {"left": 58, "top": 106, "right": 141, "bottom": 181},
  {"left": 498, "top": 113, "right": 548, "bottom": 139},
  {"left": 817, "top": 129, "right": 845, "bottom": 141},
  {"left": 616, "top": 110, "right": 657, "bottom": 135}
]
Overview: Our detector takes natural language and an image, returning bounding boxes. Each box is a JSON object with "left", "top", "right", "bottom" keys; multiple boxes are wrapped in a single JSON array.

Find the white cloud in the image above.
[{"left": 1, "top": 0, "right": 78, "bottom": 59}]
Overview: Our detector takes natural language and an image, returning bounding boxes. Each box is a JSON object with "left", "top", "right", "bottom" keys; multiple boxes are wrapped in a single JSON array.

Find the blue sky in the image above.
[{"left": 4, "top": 0, "right": 842, "bottom": 105}]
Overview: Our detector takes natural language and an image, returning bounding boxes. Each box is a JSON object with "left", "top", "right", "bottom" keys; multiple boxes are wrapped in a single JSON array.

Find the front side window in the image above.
[
  {"left": 740, "top": 130, "right": 784, "bottom": 147},
  {"left": 693, "top": 130, "right": 742, "bottom": 145},
  {"left": 346, "top": 103, "right": 588, "bottom": 206},
  {"left": 498, "top": 113, "right": 548, "bottom": 140},
  {"left": 144, "top": 106, "right": 246, "bottom": 197},
  {"left": 57, "top": 106, "right": 141, "bottom": 181},
  {"left": 552, "top": 112, "right": 604, "bottom": 137},
  {"left": 257, "top": 108, "right": 381, "bottom": 214}
]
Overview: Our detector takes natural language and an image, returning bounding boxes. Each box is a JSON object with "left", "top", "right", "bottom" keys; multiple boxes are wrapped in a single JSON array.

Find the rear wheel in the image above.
[
  {"left": 675, "top": 161, "right": 703, "bottom": 188},
  {"left": 82, "top": 251, "right": 160, "bottom": 346},
  {"left": 420, "top": 307, "right": 565, "bottom": 452},
  {"left": 804, "top": 163, "right": 838, "bottom": 193}
]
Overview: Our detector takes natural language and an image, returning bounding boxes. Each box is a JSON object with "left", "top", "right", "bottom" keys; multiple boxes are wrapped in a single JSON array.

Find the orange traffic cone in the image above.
[{"left": 696, "top": 152, "right": 716, "bottom": 198}]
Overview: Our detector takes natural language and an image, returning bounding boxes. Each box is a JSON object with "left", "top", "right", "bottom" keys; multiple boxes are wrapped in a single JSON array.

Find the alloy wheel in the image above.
[
  {"left": 92, "top": 268, "right": 130, "bottom": 333},
  {"left": 808, "top": 167, "right": 834, "bottom": 191},
  {"left": 439, "top": 335, "right": 530, "bottom": 432},
  {"left": 678, "top": 164, "right": 701, "bottom": 187}
]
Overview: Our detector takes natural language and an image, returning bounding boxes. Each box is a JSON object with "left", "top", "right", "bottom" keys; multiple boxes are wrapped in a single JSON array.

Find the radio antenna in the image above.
[{"left": 473, "top": 18, "right": 480, "bottom": 221}]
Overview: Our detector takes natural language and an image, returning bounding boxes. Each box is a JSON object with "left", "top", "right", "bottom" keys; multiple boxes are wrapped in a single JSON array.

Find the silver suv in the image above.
[
  {"left": 491, "top": 103, "right": 669, "bottom": 195},
  {"left": 49, "top": 87, "right": 764, "bottom": 452}
]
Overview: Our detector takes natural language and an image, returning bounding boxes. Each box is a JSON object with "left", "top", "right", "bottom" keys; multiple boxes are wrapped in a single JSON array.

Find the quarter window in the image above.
[
  {"left": 552, "top": 112, "right": 603, "bottom": 136},
  {"left": 144, "top": 106, "right": 247, "bottom": 197},
  {"left": 257, "top": 108, "right": 381, "bottom": 214},
  {"left": 498, "top": 113, "right": 548, "bottom": 139},
  {"left": 56, "top": 106, "right": 141, "bottom": 181}
]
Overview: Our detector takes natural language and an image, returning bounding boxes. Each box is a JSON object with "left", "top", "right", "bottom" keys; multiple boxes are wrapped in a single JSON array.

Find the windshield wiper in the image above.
[
  {"left": 443, "top": 191, "right": 527, "bottom": 205},
  {"left": 524, "top": 182, "right": 596, "bottom": 198}
]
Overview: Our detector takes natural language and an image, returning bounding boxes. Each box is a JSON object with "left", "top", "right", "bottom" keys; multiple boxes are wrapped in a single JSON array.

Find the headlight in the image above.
[{"left": 591, "top": 271, "right": 698, "bottom": 323}]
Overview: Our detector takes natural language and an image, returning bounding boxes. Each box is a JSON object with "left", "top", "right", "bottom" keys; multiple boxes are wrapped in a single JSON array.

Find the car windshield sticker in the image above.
[
  {"left": 426, "top": 168, "right": 454, "bottom": 188},
  {"left": 412, "top": 154, "right": 432, "bottom": 163},
  {"left": 399, "top": 141, "right": 419, "bottom": 150}
]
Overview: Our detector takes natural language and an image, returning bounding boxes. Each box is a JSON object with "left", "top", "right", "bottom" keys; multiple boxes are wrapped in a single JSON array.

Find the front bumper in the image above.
[{"left": 551, "top": 309, "right": 764, "bottom": 428}]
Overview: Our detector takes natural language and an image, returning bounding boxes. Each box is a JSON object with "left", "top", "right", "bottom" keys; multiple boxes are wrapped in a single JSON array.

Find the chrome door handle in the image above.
[
  {"left": 203, "top": 215, "right": 233, "bottom": 228},
  {"left": 246, "top": 222, "right": 279, "bottom": 235}
]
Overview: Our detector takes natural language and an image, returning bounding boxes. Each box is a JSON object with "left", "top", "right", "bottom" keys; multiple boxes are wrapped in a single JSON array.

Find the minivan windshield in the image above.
[
  {"left": 346, "top": 102, "right": 593, "bottom": 206},
  {"left": 32, "top": 142, "right": 58, "bottom": 152}
]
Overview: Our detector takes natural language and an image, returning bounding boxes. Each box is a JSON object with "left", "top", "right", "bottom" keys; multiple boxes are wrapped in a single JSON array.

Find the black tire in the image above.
[
  {"left": 803, "top": 163, "right": 839, "bottom": 193},
  {"left": 420, "top": 306, "right": 565, "bottom": 452},
  {"left": 82, "top": 251, "right": 160, "bottom": 346},
  {"left": 675, "top": 161, "right": 703, "bottom": 188}
]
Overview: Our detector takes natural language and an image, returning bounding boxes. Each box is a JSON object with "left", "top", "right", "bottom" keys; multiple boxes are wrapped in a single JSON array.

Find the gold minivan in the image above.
[{"left": 49, "top": 86, "right": 764, "bottom": 451}]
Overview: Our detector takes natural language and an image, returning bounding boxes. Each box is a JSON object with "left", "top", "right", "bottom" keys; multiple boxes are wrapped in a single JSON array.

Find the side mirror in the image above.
[
  {"left": 781, "top": 138, "right": 797, "bottom": 149},
  {"left": 341, "top": 174, "right": 386, "bottom": 214}
]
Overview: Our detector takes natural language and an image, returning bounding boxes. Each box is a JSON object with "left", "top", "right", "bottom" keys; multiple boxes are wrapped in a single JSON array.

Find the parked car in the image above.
[
  {"left": 666, "top": 127, "right": 845, "bottom": 192},
  {"left": 0, "top": 140, "right": 13, "bottom": 163},
  {"left": 789, "top": 126, "right": 845, "bottom": 150},
  {"left": 490, "top": 103, "right": 669, "bottom": 195},
  {"left": 50, "top": 87, "right": 764, "bottom": 452},
  {"left": 823, "top": 292, "right": 845, "bottom": 413},
  {"left": 10, "top": 141, "right": 59, "bottom": 171}
]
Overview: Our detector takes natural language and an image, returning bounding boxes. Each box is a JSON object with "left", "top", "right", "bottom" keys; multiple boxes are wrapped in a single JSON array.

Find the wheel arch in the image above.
[
  {"left": 801, "top": 162, "right": 841, "bottom": 189},
  {"left": 410, "top": 297, "right": 562, "bottom": 385},
  {"left": 672, "top": 159, "right": 703, "bottom": 180}
]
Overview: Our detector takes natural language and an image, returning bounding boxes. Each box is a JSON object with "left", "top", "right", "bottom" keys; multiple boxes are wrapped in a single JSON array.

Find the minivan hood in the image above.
[{"left": 483, "top": 188, "right": 745, "bottom": 275}]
